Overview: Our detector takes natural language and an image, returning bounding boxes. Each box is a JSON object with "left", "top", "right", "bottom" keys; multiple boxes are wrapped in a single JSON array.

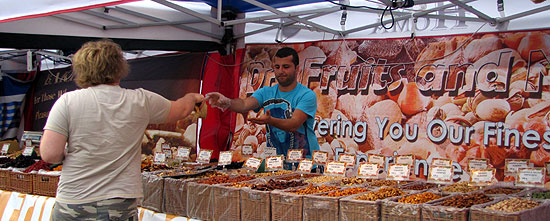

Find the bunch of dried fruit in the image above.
[
  {"left": 398, "top": 192, "right": 442, "bottom": 204},
  {"left": 353, "top": 187, "right": 404, "bottom": 201}
]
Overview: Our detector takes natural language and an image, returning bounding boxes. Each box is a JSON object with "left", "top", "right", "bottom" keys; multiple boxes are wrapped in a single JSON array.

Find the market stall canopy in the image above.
[{"left": 0, "top": 0, "right": 549, "bottom": 51}]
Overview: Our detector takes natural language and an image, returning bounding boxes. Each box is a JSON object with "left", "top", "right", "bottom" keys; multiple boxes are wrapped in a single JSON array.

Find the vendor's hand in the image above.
[
  {"left": 248, "top": 109, "right": 271, "bottom": 125},
  {"left": 205, "top": 92, "right": 231, "bottom": 111}
]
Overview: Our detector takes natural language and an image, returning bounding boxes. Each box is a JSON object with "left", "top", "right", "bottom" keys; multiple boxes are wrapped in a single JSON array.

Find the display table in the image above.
[{"left": 0, "top": 190, "right": 196, "bottom": 220}]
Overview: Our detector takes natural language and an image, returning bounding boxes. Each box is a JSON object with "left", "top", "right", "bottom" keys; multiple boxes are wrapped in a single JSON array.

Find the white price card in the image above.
[
  {"left": 468, "top": 158, "right": 488, "bottom": 171},
  {"left": 22, "top": 146, "right": 34, "bottom": 156},
  {"left": 266, "top": 155, "right": 284, "bottom": 171},
  {"left": 505, "top": 159, "right": 530, "bottom": 173},
  {"left": 395, "top": 154, "right": 415, "bottom": 166},
  {"left": 297, "top": 159, "right": 314, "bottom": 173},
  {"left": 387, "top": 164, "right": 410, "bottom": 181},
  {"left": 312, "top": 151, "right": 328, "bottom": 165},
  {"left": 242, "top": 145, "right": 253, "bottom": 155},
  {"left": 358, "top": 163, "right": 379, "bottom": 179},
  {"left": 368, "top": 154, "right": 385, "bottom": 167},
  {"left": 264, "top": 147, "right": 277, "bottom": 158},
  {"left": 153, "top": 152, "right": 166, "bottom": 165},
  {"left": 324, "top": 161, "right": 347, "bottom": 177},
  {"left": 25, "top": 140, "right": 32, "bottom": 147},
  {"left": 516, "top": 167, "right": 546, "bottom": 187},
  {"left": 197, "top": 149, "right": 213, "bottom": 164},
  {"left": 287, "top": 149, "right": 303, "bottom": 162},
  {"left": 469, "top": 169, "right": 495, "bottom": 186},
  {"left": 339, "top": 154, "right": 356, "bottom": 167},
  {"left": 432, "top": 158, "right": 452, "bottom": 167},
  {"left": 176, "top": 147, "right": 191, "bottom": 160},
  {"left": 244, "top": 157, "right": 262, "bottom": 171},
  {"left": 545, "top": 162, "right": 550, "bottom": 176},
  {"left": 1, "top": 144, "right": 9, "bottom": 155},
  {"left": 218, "top": 151, "right": 233, "bottom": 166},
  {"left": 428, "top": 166, "right": 453, "bottom": 184}
]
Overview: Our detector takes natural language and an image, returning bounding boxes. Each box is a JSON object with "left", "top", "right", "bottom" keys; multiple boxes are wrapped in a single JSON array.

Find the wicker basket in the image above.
[
  {"left": 380, "top": 190, "right": 443, "bottom": 221},
  {"left": 339, "top": 194, "right": 381, "bottom": 221},
  {"left": 163, "top": 177, "right": 195, "bottom": 217},
  {"left": 240, "top": 188, "right": 271, "bottom": 221},
  {"left": 470, "top": 197, "right": 550, "bottom": 221},
  {"left": 271, "top": 189, "right": 304, "bottom": 221},
  {"left": 0, "top": 169, "right": 10, "bottom": 191},
  {"left": 140, "top": 172, "right": 164, "bottom": 212},
  {"left": 186, "top": 181, "right": 214, "bottom": 220},
  {"left": 9, "top": 171, "right": 33, "bottom": 194},
  {"left": 33, "top": 173, "right": 59, "bottom": 197},
  {"left": 421, "top": 197, "right": 470, "bottom": 221},
  {"left": 211, "top": 184, "right": 241, "bottom": 221},
  {"left": 302, "top": 194, "right": 341, "bottom": 221}
]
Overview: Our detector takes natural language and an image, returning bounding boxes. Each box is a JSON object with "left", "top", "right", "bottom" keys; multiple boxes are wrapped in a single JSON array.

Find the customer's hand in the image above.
[{"left": 205, "top": 92, "right": 231, "bottom": 111}]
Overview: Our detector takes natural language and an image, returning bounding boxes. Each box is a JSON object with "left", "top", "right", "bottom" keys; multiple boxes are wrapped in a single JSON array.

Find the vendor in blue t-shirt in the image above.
[{"left": 206, "top": 47, "right": 319, "bottom": 159}]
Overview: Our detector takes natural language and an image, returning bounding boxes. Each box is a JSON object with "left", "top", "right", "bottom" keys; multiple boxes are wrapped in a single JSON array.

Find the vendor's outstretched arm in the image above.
[{"left": 249, "top": 109, "right": 308, "bottom": 132}]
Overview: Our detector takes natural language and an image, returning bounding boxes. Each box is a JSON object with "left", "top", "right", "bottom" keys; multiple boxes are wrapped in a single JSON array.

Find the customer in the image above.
[{"left": 39, "top": 39, "right": 204, "bottom": 220}]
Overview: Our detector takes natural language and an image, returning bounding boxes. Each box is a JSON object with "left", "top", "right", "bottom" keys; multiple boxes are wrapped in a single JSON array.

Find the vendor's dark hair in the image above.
[{"left": 275, "top": 47, "right": 299, "bottom": 66}]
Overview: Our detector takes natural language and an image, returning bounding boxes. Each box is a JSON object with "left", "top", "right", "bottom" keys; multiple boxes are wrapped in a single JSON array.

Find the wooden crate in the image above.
[
  {"left": 212, "top": 184, "right": 241, "bottom": 221},
  {"left": 470, "top": 197, "right": 550, "bottom": 221},
  {"left": 32, "top": 173, "right": 59, "bottom": 197},
  {"left": 9, "top": 171, "right": 33, "bottom": 194}
]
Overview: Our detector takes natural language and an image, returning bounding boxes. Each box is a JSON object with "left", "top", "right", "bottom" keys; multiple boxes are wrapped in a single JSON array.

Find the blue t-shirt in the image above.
[{"left": 252, "top": 83, "right": 319, "bottom": 158}]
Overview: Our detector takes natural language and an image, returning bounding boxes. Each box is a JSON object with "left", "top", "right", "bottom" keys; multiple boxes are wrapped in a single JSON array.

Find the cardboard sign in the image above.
[
  {"left": 197, "top": 149, "right": 213, "bottom": 164},
  {"left": 176, "top": 146, "right": 191, "bottom": 160},
  {"left": 266, "top": 155, "right": 284, "bottom": 171},
  {"left": 387, "top": 164, "right": 410, "bottom": 181},
  {"left": 297, "top": 159, "right": 314, "bottom": 173},
  {"left": 516, "top": 167, "right": 546, "bottom": 187},
  {"left": 242, "top": 145, "right": 253, "bottom": 155},
  {"left": 324, "top": 161, "right": 347, "bottom": 177},
  {"left": 395, "top": 154, "right": 415, "bottom": 166},
  {"left": 264, "top": 147, "right": 277, "bottom": 158},
  {"left": 153, "top": 152, "right": 166, "bottom": 165},
  {"left": 339, "top": 154, "right": 356, "bottom": 167},
  {"left": 428, "top": 166, "right": 453, "bottom": 184},
  {"left": 468, "top": 158, "right": 488, "bottom": 171},
  {"left": 22, "top": 146, "right": 34, "bottom": 156},
  {"left": 357, "top": 163, "right": 379, "bottom": 179},
  {"left": 218, "top": 151, "right": 233, "bottom": 166},
  {"left": 431, "top": 158, "right": 452, "bottom": 167},
  {"left": 367, "top": 154, "right": 385, "bottom": 166},
  {"left": 1, "top": 144, "right": 8, "bottom": 155},
  {"left": 505, "top": 159, "right": 530, "bottom": 173},
  {"left": 244, "top": 157, "right": 262, "bottom": 171},
  {"left": 469, "top": 169, "right": 496, "bottom": 186},
  {"left": 312, "top": 151, "right": 328, "bottom": 165},
  {"left": 287, "top": 149, "right": 303, "bottom": 162}
]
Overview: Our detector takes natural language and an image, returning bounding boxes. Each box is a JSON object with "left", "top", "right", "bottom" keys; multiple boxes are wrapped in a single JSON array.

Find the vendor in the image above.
[
  {"left": 206, "top": 47, "right": 319, "bottom": 159},
  {"left": 39, "top": 39, "right": 204, "bottom": 220}
]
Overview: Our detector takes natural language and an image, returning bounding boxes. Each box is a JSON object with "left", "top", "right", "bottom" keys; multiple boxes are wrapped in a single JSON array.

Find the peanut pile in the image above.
[
  {"left": 340, "top": 178, "right": 371, "bottom": 186},
  {"left": 277, "top": 173, "right": 319, "bottom": 181},
  {"left": 353, "top": 187, "right": 404, "bottom": 201},
  {"left": 441, "top": 181, "right": 479, "bottom": 193},
  {"left": 195, "top": 175, "right": 255, "bottom": 184},
  {"left": 398, "top": 192, "right": 442, "bottom": 204},
  {"left": 486, "top": 198, "right": 539, "bottom": 213},
  {"left": 286, "top": 184, "right": 339, "bottom": 195},
  {"left": 483, "top": 187, "right": 523, "bottom": 195},
  {"left": 402, "top": 183, "right": 436, "bottom": 191},
  {"left": 304, "top": 175, "right": 344, "bottom": 184},
  {"left": 368, "top": 180, "right": 403, "bottom": 187},
  {"left": 439, "top": 193, "right": 492, "bottom": 208},
  {"left": 254, "top": 170, "right": 293, "bottom": 178},
  {"left": 227, "top": 182, "right": 254, "bottom": 188},
  {"left": 251, "top": 179, "right": 306, "bottom": 191},
  {"left": 321, "top": 187, "right": 369, "bottom": 197}
]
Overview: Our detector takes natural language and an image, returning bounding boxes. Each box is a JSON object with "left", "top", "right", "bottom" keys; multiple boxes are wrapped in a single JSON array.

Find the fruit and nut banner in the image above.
[{"left": 233, "top": 29, "right": 550, "bottom": 181}]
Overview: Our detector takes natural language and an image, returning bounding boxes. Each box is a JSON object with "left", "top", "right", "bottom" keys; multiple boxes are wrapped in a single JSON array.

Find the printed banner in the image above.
[{"left": 235, "top": 29, "right": 550, "bottom": 181}]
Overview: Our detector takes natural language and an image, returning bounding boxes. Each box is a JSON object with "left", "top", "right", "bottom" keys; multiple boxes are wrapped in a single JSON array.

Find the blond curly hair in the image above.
[{"left": 72, "top": 39, "right": 129, "bottom": 88}]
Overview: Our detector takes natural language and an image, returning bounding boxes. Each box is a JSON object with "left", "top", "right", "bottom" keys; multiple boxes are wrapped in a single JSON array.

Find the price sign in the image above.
[
  {"left": 297, "top": 159, "right": 314, "bottom": 173},
  {"left": 25, "top": 140, "right": 32, "bottom": 147},
  {"left": 197, "top": 149, "right": 213, "bottom": 164},
  {"left": 312, "top": 151, "right": 328, "bottom": 165},
  {"left": 428, "top": 166, "right": 453, "bottom": 184},
  {"left": 516, "top": 167, "right": 546, "bottom": 187},
  {"left": 176, "top": 147, "right": 191, "bottom": 160},
  {"left": 244, "top": 157, "right": 262, "bottom": 171},
  {"left": 218, "top": 151, "right": 233, "bottom": 166},
  {"left": 357, "top": 163, "right": 379, "bottom": 179},
  {"left": 1, "top": 144, "right": 9, "bottom": 155},
  {"left": 387, "top": 164, "right": 410, "bottom": 181},
  {"left": 287, "top": 149, "right": 303, "bottom": 162},
  {"left": 324, "top": 161, "right": 347, "bottom": 177},
  {"left": 242, "top": 145, "right": 253, "bottom": 155},
  {"left": 154, "top": 152, "right": 166, "bottom": 165},
  {"left": 432, "top": 158, "right": 452, "bottom": 167},
  {"left": 266, "top": 155, "right": 284, "bottom": 171},
  {"left": 395, "top": 154, "right": 414, "bottom": 166},
  {"left": 264, "top": 147, "right": 277, "bottom": 158},
  {"left": 469, "top": 169, "right": 495, "bottom": 186},
  {"left": 505, "top": 159, "right": 530, "bottom": 173},
  {"left": 22, "top": 146, "right": 34, "bottom": 156},
  {"left": 367, "top": 154, "right": 385, "bottom": 167},
  {"left": 468, "top": 158, "right": 488, "bottom": 171},
  {"left": 339, "top": 154, "right": 356, "bottom": 167}
]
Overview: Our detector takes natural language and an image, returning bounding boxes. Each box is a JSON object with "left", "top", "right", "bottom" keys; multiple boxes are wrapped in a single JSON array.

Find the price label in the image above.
[
  {"left": 312, "top": 151, "right": 328, "bottom": 165},
  {"left": 468, "top": 158, "right": 488, "bottom": 171},
  {"left": 395, "top": 154, "right": 414, "bottom": 166},
  {"left": 470, "top": 169, "right": 495, "bottom": 186},
  {"left": 287, "top": 149, "right": 303, "bottom": 162},
  {"left": 516, "top": 167, "right": 546, "bottom": 187},
  {"left": 22, "top": 146, "right": 34, "bottom": 156},
  {"left": 428, "top": 166, "right": 453, "bottom": 184},
  {"left": 197, "top": 149, "right": 213, "bottom": 164},
  {"left": 176, "top": 147, "right": 191, "bottom": 160},
  {"left": 358, "top": 163, "right": 379, "bottom": 179},
  {"left": 325, "top": 161, "right": 347, "bottom": 176},
  {"left": 368, "top": 154, "right": 385, "bottom": 166},
  {"left": 244, "top": 157, "right": 262, "bottom": 171},
  {"left": 1, "top": 144, "right": 9, "bottom": 155},
  {"left": 266, "top": 155, "right": 284, "bottom": 171},
  {"left": 297, "top": 159, "right": 313, "bottom": 173},
  {"left": 505, "top": 159, "right": 530, "bottom": 173},
  {"left": 545, "top": 162, "right": 550, "bottom": 176},
  {"left": 339, "top": 154, "right": 356, "bottom": 167},
  {"left": 25, "top": 140, "right": 32, "bottom": 147},
  {"left": 242, "top": 145, "right": 253, "bottom": 155},
  {"left": 264, "top": 147, "right": 277, "bottom": 158},
  {"left": 387, "top": 164, "right": 410, "bottom": 181},
  {"left": 154, "top": 152, "right": 166, "bottom": 165},
  {"left": 218, "top": 151, "right": 233, "bottom": 166},
  {"left": 432, "top": 158, "right": 452, "bottom": 167}
]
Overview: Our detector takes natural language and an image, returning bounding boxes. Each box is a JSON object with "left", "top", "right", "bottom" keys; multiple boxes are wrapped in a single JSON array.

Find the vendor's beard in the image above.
[{"left": 276, "top": 74, "right": 296, "bottom": 87}]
